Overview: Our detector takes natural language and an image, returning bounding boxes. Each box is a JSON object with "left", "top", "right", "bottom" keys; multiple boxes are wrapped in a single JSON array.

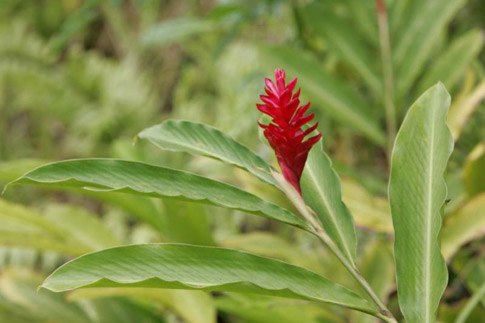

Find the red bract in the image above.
[{"left": 257, "top": 69, "right": 322, "bottom": 194}]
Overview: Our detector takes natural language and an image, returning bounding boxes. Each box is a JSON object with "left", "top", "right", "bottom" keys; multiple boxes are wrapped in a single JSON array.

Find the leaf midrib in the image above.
[{"left": 424, "top": 95, "right": 437, "bottom": 323}]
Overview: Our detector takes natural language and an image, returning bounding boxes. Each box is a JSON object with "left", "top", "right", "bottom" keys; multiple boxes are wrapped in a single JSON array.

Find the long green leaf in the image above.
[
  {"left": 260, "top": 46, "right": 386, "bottom": 145},
  {"left": 137, "top": 120, "right": 277, "bottom": 186},
  {"left": 389, "top": 83, "right": 453, "bottom": 323},
  {"left": 5, "top": 159, "right": 307, "bottom": 230},
  {"left": 41, "top": 244, "right": 378, "bottom": 315},
  {"left": 301, "top": 143, "right": 357, "bottom": 263},
  {"left": 393, "top": 0, "right": 466, "bottom": 99}
]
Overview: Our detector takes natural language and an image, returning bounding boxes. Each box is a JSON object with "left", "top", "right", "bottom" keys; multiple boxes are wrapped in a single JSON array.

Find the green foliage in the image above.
[
  {"left": 1, "top": 0, "right": 484, "bottom": 321},
  {"left": 41, "top": 244, "right": 377, "bottom": 315},
  {"left": 389, "top": 84, "right": 453, "bottom": 322}
]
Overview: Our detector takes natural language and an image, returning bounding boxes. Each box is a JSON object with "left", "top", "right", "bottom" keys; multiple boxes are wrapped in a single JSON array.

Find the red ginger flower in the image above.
[{"left": 257, "top": 69, "right": 322, "bottom": 194}]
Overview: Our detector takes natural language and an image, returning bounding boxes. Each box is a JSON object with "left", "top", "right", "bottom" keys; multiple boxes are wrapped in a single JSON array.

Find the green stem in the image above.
[
  {"left": 376, "top": 0, "right": 396, "bottom": 160},
  {"left": 272, "top": 171, "right": 397, "bottom": 322},
  {"left": 313, "top": 226, "right": 397, "bottom": 323}
]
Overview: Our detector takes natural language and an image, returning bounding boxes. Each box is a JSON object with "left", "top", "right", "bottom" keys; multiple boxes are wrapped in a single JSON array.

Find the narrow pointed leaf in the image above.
[
  {"left": 6, "top": 159, "right": 307, "bottom": 230},
  {"left": 389, "top": 83, "right": 453, "bottom": 323},
  {"left": 137, "top": 120, "right": 277, "bottom": 186},
  {"left": 301, "top": 143, "right": 357, "bottom": 263},
  {"left": 41, "top": 244, "right": 378, "bottom": 315}
]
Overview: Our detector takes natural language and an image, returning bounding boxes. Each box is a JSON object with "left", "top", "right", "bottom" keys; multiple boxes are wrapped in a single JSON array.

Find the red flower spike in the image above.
[{"left": 257, "top": 69, "right": 322, "bottom": 194}]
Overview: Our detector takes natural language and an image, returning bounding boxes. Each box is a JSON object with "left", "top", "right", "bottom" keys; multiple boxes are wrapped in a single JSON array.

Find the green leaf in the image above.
[
  {"left": 220, "top": 232, "right": 323, "bottom": 273},
  {"left": 137, "top": 120, "right": 277, "bottom": 186},
  {"left": 463, "top": 143, "right": 485, "bottom": 196},
  {"left": 393, "top": 0, "right": 467, "bottom": 99},
  {"left": 441, "top": 194, "right": 485, "bottom": 260},
  {"left": 68, "top": 288, "right": 215, "bottom": 323},
  {"left": 216, "top": 294, "right": 342, "bottom": 323},
  {"left": 301, "top": 143, "right": 357, "bottom": 263},
  {"left": 389, "top": 83, "right": 453, "bottom": 323},
  {"left": 0, "top": 199, "right": 120, "bottom": 255},
  {"left": 341, "top": 178, "right": 392, "bottom": 233},
  {"left": 260, "top": 46, "right": 386, "bottom": 145},
  {"left": 303, "top": 3, "right": 381, "bottom": 95},
  {"left": 41, "top": 244, "right": 378, "bottom": 315},
  {"left": 447, "top": 77, "right": 485, "bottom": 141},
  {"left": 418, "top": 30, "right": 484, "bottom": 93},
  {"left": 6, "top": 159, "right": 307, "bottom": 230},
  {"left": 350, "top": 239, "right": 395, "bottom": 323}
]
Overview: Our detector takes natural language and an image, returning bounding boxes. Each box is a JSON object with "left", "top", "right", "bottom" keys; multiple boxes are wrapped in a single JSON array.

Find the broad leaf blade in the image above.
[
  {"left": 41, "top": 244, "right": 378, "bottom": 315},
  {"left": 260, "top": 46, "right": 386, "bottom": 145},
  {"left": 301, "top": 143, "right": 357, "bottom": 263},
  {"left": 137, "top": 120, "right": 277, "bottom": 186},
  {"left": 389, "top": 83, "right": 453, "bottom": 323},
  {"left": 6, "top": 159, "right": 307, "bottom": 230}
]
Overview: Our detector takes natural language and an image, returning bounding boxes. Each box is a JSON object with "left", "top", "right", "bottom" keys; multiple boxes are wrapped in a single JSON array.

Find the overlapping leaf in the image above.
[
  {"left": 389, "top": 83, "right": 453, "bottom": 322},
  {"left": 41, "top": 244, "right": 378, "bottom": 315},
  {"left": 6, "top": 159, "right": 307, "bottom": 229},
  {"left": 137, "top": 120, "right": 277, "bottom": 186}
]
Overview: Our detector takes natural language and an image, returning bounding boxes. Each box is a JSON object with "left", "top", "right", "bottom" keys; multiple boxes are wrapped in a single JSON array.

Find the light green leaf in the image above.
[
  {"left": 220, "top": 232, "right": 323, "bottom": 273},
  {"left": 350, "top": 239, "right": 395, "bottom": 323},
  {"left": 301, "top": 143, "right": 357, "bottom": 263},
  {"left": 69, "top": 288, "right": 215, "bottom": 323},
  {"left": 389, "top": 83, "right": 453, "bottom": 323},
  {"left": 260, "top": 46, "right": 386, "bottom": 145},
  {"left": 0, "top": 159, "right": 47, "bottom": 185},
  {"left": 6, "top": 159, "right": 307, "bottom": 230},
  {"left": 41, "top": 244, "right": 378, "bottom": 315},
  {"left": 341, "top": 178, "right": 392, "bottom": 233},
  {"left": 447, "top": 80, "right": 485, "bottom": 141},
  {"left": 441, "top": 194, "right": 485, "bottom": 260},
  {"left": 303, "top": 3, "right": 381, "bottom": 95},
  {"left": 0, "top": 199, "right": 120, "bottom": 255},
  {"left": 463, "top": 143, "right": 485, "bottom": 196},
  {"left": 137, "top": 120, "right": 277, "bottom": 186},
  {"left": 216, "top": 294, "right": 343, "bottom": 323},
  {"left": 418, "top": 30, "right": 484, "bottom": 93},
  {"left": 393, "top": 0, "right": 467, "bottom": 98}
]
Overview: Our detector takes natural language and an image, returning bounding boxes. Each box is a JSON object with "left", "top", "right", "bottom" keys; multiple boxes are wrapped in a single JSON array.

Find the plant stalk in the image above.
[
  {"left": 312, "top": 226, "right": 397, "bottom": 323},
  {"left": 376, "top": 0, "right": 397, "bottom": 159},
  {"left": 272, "top": 171, "right": 397, "bottom": 322}
]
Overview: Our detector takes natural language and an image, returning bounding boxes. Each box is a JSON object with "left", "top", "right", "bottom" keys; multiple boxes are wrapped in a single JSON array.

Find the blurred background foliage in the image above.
[{"left": 0, "top": 0, "right": 484, "bottom": 322}]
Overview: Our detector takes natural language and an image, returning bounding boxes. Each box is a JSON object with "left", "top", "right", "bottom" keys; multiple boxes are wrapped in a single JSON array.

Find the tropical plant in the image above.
[{"left": 1, "top": 0, "right": 484, "bottom": 322}]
